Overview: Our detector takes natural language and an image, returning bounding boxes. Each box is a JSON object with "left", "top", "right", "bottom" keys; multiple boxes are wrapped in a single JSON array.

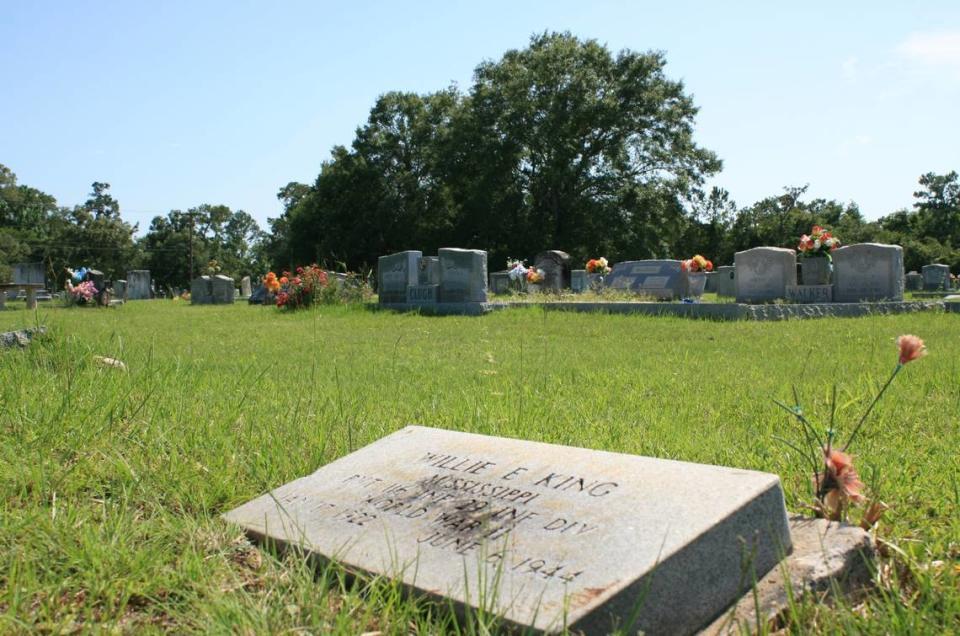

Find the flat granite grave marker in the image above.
[
  {"left": 832, "top": 243, "right": 904, "bottom": 302},
  {"left": 603, "top": 260, "right": 685, "bottom": 299},
  {"left": 735, "top": 248, "right": 796, "bottom": 303},
  {"left": 225, "top": 426, "right": 792, "bottom": 635}
]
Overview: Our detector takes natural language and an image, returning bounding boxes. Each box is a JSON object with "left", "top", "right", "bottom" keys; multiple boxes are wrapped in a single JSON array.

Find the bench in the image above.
[{"left": 0, "top": 283, "right": 44, "bottom": 310}]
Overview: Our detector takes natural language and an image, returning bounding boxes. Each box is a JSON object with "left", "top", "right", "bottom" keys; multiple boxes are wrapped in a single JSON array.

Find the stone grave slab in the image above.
[
  {"left": 126, "top": 270, "right": 152, "bottom": 300},
  {"left": 113, "top": 279, "right": 127, "bottom": 299},
  {"left": 735, "top": 248, "right": 796, "bottom": 303},
  {"left": 922, "top": 264, "right": 950, "bottom": 291},
  {"left": 225, "top": 426, "right": 792, "bottom": 635},
  {"left": 438, "top": 248, "right": 488, "bottom": 303},
  {"left": 241, "top": 276, "right": 252, "bottom": 297},
  {"left": 604, "top": 260, "right": 684, "bottom": 299},
  {"left": 378, "top": 251, "right": 422, "bottom": 304},
  {"left": 786, "top": 285, "right": 832, "bottom": 304},
  {"left": 832, "top": 243, "right": 904, "bottom": 302}
]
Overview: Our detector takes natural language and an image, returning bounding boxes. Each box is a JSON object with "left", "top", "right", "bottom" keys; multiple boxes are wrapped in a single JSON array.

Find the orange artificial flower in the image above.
[
  {"left": 823, "top": 448, "right": 865, "bottom": 503},
  {"left": 896, "top": 334, "right": 927, "bottom": 365}
]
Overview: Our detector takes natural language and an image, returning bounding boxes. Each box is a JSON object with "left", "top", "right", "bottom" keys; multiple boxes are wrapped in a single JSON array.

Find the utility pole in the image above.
[{"left": 189, "top": 212, "right": 195, "bottom": 282}]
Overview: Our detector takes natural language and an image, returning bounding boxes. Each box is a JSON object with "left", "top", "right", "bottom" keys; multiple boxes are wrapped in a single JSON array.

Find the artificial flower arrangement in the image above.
[
  {"left": 526, "top": 267, "right": 545, "bottom": 284},
  {"left": 263, "top": 271, "right": 282, "bottom": 294},
  {"left": 506, "top": 259, "right": 528, "bottom": 282},
  {"left": 775, "top": 334, "right": 927, "bottom": 524},
  {"left": 586, "top": 257, "right": 611, "bottom": 275},
  {"left": 680, "top": 254, "right": 713, "bottom": 273},
  {"left": 66, "top": 280, "right": 97, "bottom": 305},
  {"left": 272, "top": 264, "right": 330, "bottom": 310},
  {"left": 797, "top": 225, "right": 840, "bottom": 258}
]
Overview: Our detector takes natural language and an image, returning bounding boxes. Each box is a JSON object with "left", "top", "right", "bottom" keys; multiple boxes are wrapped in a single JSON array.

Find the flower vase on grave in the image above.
[
  {"left": 527, "top": 283, "right": 541, "bottom": 294},
  {"left": 587, "top": 274, "right": 605, "bottom": 291},
  {"left": 687, "top": 272, "right": 707, "bottom": 298},
  {"left": 800, "top": 256, "right": 831, "bottom": 285}
]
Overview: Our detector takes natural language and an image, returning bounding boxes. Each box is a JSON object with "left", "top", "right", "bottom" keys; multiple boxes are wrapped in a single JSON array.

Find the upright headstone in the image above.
[
  {"left": 211, "top": 275, "right": 235, "bottom": 304},
  {"left": 225, "top": 426, "right": 792, "bottom": 636},
  {"left": 113, "top": 279, "right": 127, "bottom": 300},
  {"left": 735, "top": 248, "right": 796, "bottom": 303},
  {"left": 378, "top": 251, "right": 422, "bottom": 304},
  {"left": 438, "top": 248, "right": 487, "bottom": 303},
  {"left": 489, "top": 272, "right": 511, "bottom": 294},
  {"left": 921, "top": 264, "right": 950, "bottom": 291},
  {"left": 534, "top": 251, "right": 571, "bottom": 292},
  {"left": 716, "top": 265, "right": 736, "bottom": 297},
  {"left": 13, "top": 262, "right": 45, "bottom": 286},
  {"left": 604, "top": 260, "right": 685, "bottom": 299},
  {"left": 704, "top": 271, "right": 718, "bottom": 293},
  {"left": 832, "top": 243, "right": 904, "bottom": 302},
  {"left": 190, "top": 276, "right": 214, "bottom": 304},
  {"left": 126, "top": 270, "right": 152, "bottom": 300},
  {"left": 570, "top": 269, "right": 588, "bottom": 293},
  {"left": 240, "top": 276, "right": 252, "bottom": 297},
  {"left": 904, "top": 271, "right": 923, "bottom": 291},
  {"left": 418, "top": 256, "right": 440, "bottom": 285}
]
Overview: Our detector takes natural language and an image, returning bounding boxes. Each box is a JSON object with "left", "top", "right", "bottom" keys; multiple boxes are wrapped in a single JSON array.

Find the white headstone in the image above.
[{"left": 240, "top": 276, "right": 252, "bottom": 297}]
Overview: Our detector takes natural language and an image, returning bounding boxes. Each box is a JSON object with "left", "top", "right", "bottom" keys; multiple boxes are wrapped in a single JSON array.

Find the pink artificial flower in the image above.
[{"left": 896, "top": 334, "right": 927, "bottom": 365}]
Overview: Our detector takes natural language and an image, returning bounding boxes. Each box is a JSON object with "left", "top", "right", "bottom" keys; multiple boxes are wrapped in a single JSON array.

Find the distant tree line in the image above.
[
  {"left": 0, "top": 164, "right": 268, "bottom": 290},
  {"left": 4, "top": 33, "right": 959, "bottom": 287},
  {"left": 265, "top": 32, "right": 959, "bottom": 274}
]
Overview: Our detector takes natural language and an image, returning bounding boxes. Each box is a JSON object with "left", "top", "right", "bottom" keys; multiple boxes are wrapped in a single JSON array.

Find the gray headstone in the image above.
[
  {"left": 534, "top": 251, "right": 571, "bottom": 291},
  {"left": 378, "top": 251, "right": 422, "bottom": 304},
  {"left": 13, "top": 262, "right": 45, "bottom": 286},
  {"left": 240, "top": 276, "right": 252, "bottom": 297},
  {"left": 212, "top": 274, "right": 235, "bottom": 304},
  {"left": 113, "top": 279, "right": 127, "bottom": 300},
  {"left": 832, "top": 243, "right": 904, "bottom": 302},
  {"left": 225, "top": 426, "right": 791, "bottom": 636},
  {"left": 570, "top": 269, "right": 588, "bottom": 293},
  {"left": 604, "top": 260, "right": 685, "bottom": 299},
  {"left": 904, "top": 271, "right": 923, "bottom": 291},
  {"left": 704, "top": 271, "right": 718, "bottom": 293},
  {"left": 191, "top": 276, "right": 214, "bottom": 304},
  {"left": 489, "top": 272, "right": 511, "bottom": 295},
  {"left": 786, "top": 285, "right": 833, "bottom": 303},
  {"left": 438, "top": 248, "right": 487, "bottom": 303},
  {"left": 716, "top": 265, "right": 736, "bottom": 297},
  {"left": 921, "top": 264, "right": 950, "bottom": 290},
  {"left": 735, "top": 248, "right": 796, "bottom": 303},
  {"left": 418, "top": 256, "right": 440, "bottom": 285},
  {"left": 126, "top": 270, "right": 152, "bottom": 300}
]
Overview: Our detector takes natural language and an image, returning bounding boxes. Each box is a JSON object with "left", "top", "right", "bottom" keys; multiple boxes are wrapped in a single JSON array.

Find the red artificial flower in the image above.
[{"left": 823, "top": 448, "right": 865, "bottom": 503}]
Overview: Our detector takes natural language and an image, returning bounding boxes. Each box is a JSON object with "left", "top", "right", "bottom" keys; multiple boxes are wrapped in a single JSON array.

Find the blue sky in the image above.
[{"left": 3, "top": 1, "right": 959, "bottom": 232}]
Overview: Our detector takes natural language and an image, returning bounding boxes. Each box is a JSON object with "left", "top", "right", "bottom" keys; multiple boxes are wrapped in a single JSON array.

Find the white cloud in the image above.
[
  {"left": 897, "top": 30, "right": 960, "bottom": 67},
  {"left": 837, "top": 134, "right": 873, "bottom": 158}
]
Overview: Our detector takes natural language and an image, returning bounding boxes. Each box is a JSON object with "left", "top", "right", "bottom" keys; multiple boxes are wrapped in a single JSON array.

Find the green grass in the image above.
[{"left": 1, "top": 300, "right": 959, "bottom": 634}]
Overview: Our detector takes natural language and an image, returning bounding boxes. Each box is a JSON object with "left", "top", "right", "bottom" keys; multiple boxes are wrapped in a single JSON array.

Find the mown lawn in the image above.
[{"left": 1, "top": 300, "right": 958, "bottom": 634}]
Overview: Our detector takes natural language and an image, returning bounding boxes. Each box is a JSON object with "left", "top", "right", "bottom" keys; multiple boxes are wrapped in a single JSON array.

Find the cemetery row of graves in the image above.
[{"left": 4, "top": 240, "right": 958, "bottom": 318}]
